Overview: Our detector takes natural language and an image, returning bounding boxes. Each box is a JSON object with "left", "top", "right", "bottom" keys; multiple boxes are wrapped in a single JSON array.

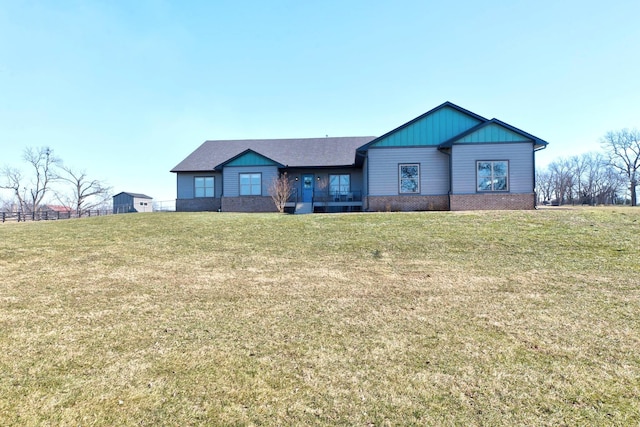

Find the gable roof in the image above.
[
  {"left": 113, "top": 192, "right": 153, "bottom": 199},
  {"left": 219, "top": 149, "right": 284, "bottom": 168},
  {"left": 44, "top": 205, "right": 73, "bottom": 213},
  {"left": 171, "top": 136, "right": 377, "bottom": 172},
  {"left": 438, "top": 118, "right": 549, "bottom": 150},
  {"left": 357, "top": 101, "right": 488, "bottom": 151}
]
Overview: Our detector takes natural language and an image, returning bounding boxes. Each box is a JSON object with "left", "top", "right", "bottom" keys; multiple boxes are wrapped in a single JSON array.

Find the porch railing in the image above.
[
  {"left": 313, "top": 190, "right": 362, "bottom": 203},
  {"left": 286, "top": 189, "right": 298, "bottom": 203}
]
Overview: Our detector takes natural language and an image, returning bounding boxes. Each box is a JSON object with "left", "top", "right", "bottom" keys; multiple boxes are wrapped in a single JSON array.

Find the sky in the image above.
[{"left": 1, "top": 0, "right": 639, "bottom": 204}]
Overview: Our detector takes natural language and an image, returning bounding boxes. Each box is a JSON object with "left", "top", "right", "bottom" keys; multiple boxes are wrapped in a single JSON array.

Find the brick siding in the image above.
[
  {"left": 221, "top": 196, "right": 277, "bottom": 212},
  {"left": 176, "top": 198, "right": 221, "bottom": 212},
  {"left": 366, "top": 195, "right": 450, "bottom": 212},
  {"left": 450, "top": 193, "right": 535, "bottom": 211}
]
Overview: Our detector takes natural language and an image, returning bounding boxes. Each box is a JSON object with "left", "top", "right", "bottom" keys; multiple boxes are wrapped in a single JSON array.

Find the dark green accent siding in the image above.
[
  {"left": 371, "top": 106, "right": 482, "bottom": 147},
  {"left": 456, "top": 123, "right": 533, "bottom": 144},
  {"left": 225, "top": 151, "right": 278, "bottom": 166}
]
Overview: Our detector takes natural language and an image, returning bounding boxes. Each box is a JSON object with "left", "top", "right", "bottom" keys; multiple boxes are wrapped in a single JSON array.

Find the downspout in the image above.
[
  {"left": 533, "top": 143, "right": 547, "bottom": 209},
  {"left": 219, "top": 168, "right": 224, "bottom": 212},
  {"left": 439, "top": 146, "right": 452, "bottom": 210},
  {"left": 365, "top": 151, "right": 370, "bottom": 211}
]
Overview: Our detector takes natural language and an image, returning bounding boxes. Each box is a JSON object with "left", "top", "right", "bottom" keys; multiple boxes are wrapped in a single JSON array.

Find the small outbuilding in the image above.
[{"left": 112, "top": 192, "right": 153, "bottom": 214}]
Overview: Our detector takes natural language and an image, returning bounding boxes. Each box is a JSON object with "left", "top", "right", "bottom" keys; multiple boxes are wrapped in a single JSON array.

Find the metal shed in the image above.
[{"left": 112, "top": 192, "right": 153, "bottom": 214}]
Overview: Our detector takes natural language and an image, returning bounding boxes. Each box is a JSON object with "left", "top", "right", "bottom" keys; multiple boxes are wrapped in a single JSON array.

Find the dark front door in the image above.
[{"left": 302, "top": 174, "right": 314, "bottom": 202}]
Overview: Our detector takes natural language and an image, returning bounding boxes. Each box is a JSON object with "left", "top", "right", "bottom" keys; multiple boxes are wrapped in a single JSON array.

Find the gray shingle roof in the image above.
[
  {"left": 113, "top": 192, "right": 153, "bottom": 199},
  {"left": 171, "top": 137, "right": 377, "bottom": 172}
]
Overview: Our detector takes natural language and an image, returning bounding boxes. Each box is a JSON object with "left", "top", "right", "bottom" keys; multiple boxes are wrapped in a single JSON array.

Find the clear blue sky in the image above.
[{"left": 1, "top": 0, "right": 639, "bottom": 203}]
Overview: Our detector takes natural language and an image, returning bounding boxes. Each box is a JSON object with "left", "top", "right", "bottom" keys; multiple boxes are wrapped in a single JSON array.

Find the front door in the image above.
[{"left": 302, "top": 174, "right": 314, "bottom": 202}]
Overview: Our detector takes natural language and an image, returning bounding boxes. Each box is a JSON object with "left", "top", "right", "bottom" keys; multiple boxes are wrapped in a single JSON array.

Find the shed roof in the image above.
[
  {"left": 171, "top": 137, "right": 377, "bottom": 172},
  {"left": 44, "top": 205, "right": 73, "bottom": 213},
  {"left": 113, "top": 192, "right": 153, "bottom": 199}
]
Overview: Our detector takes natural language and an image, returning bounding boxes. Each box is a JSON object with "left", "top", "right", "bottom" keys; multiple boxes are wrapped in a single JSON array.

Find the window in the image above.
[
  {"left": 195, "top": 176, "right": 214, "bottom": 197},
  {"left": 329, "top": 174, "right": 350, "bottom": 196},
  {"left": 240, "top": 173, "right": 261, "bottom": 195},
  {"left": 399, "top": 164, "right": 420, "bottom": 193},
  {"left": 477, "top": 161, "right": 508, "bottom": 191}
]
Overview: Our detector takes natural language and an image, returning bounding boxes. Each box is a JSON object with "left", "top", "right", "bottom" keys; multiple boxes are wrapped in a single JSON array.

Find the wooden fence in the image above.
[{"left": 1, "top": 210, "right": 112, "bottom": 223}]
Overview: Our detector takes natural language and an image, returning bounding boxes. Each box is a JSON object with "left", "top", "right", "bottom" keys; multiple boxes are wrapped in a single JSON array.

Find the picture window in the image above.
[{"left": 477, "top": 161, "right": 508, "bottom": 191}]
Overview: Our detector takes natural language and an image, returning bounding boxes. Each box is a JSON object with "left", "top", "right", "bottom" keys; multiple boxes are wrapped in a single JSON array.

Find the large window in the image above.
[
  {"left": 329, "top": 174, "right": 350, "bottom": 196},
  {"left": 240, "top": 173, "right": 262, "bottom": 195},
  {"left": 399, "top": 164, "right": 420, "bottom": 194},
  {"left": 194, "top": 176, "right": 214, "bottom": 198},
  {"left": 477, "top": 161, "right": 509, "bottom": 191}
]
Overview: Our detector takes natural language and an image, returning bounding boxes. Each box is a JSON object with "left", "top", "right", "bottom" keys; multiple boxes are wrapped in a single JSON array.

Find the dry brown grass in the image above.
[{"left": 1, "top": 208, "right": 639, "bottom": 425}]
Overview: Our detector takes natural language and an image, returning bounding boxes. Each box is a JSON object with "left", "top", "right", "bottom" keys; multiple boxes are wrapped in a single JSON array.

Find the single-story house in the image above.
[
  {"left": 112, "top": 192, "right": 153, "bottom": 214},
  {"left": 44, "top": 205, "right": 73, "bottom": 214},
  {"left": 171, "top": 102, "right": 548, "bottom": 213}
]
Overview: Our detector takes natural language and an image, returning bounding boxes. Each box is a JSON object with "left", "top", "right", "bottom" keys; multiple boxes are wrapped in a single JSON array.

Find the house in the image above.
[
  {"left": 44, "top": 205, "right": 73, "bottom": 214},
  {"left": 42, "top": 205, "right": 73, "bottom": 219},
  {"left": 171, "top": 102, "right": 548, "bottom": 213},
  {"left": 112, "top": 192, "right": 153, "bottom": 214}
]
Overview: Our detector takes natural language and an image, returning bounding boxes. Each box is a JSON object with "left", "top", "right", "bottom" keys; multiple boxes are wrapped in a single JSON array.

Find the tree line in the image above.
[
  {"left": 536, "top": 129, "right": 639, "bottom": 206},
  {"left": 1, "top": 146, "right": 111, "bottom": 216}
]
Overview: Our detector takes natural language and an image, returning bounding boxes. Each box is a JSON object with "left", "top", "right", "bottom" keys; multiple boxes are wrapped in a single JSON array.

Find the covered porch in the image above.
[
  {"left": 284, "top": 189, "right": 364, "bottom": 213},
  {"left": 282, "top": 168, "right": 364, "bottom": 213}
]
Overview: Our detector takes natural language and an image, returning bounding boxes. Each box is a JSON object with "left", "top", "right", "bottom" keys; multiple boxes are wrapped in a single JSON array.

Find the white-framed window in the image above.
[
  {"left": 477, "top": 161, "right": 509, "bottom": 191},
  {"left": 399, "top": 164, "right": 420, "bottom": 194},
  {"left": 195, "top": 176, "right": 214, "bottom": 197},
  {"left": 329, "top": 174, "right": 350, "bottom": 196},
  {"left": 240, "top": 173, "right": 261, "bottom": 196}
]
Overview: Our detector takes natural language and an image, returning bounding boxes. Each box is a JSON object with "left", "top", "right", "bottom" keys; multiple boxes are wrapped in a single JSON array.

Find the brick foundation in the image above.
[
  {"left": 366, "top": 195, "right": 450, "bottom": 212},
  {"left": 221, "top": 196, "right": 277, "bottom": 212},
  {"left": 176, "top": 198, "right": 221, "bottom": 212},
  {"left": 449, "top": 193, "right": 535, "bottom": 211}
]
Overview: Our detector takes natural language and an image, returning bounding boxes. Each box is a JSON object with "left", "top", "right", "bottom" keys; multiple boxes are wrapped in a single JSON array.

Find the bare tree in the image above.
[
  {"left": 268, "top": 172, "right": 294, "bottom": 213},
  {"left": 22, "top": 147, "right": 59, "bottom": 212},
  {"left": 55, "top": 165, "right": 112, "bottom": 217},
  {"left": 548, "top": 158, "right": 574, "bottom": 204},
  {"left": 0, "top": 194, "right": 19, "bottom": 212},
  {"left": 535, "top": 169, "right": 553, "bottom": 203},
  {"left": 537, "top": 152, "right": 625, "bottom": 206},
  {"left": 601, "top": 129, "right": 640, "bottom": 206},
  {"left": 578, "top": 152, "right": 621, "bottom": 205},
  {"left": 0, "top": 166, "right": 28, "bottom": 211}
]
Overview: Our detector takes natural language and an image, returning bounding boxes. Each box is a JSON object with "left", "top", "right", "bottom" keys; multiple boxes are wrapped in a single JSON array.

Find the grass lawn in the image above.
[{"left": 1, "top": 208, "right": 639, "bottom": 425}]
